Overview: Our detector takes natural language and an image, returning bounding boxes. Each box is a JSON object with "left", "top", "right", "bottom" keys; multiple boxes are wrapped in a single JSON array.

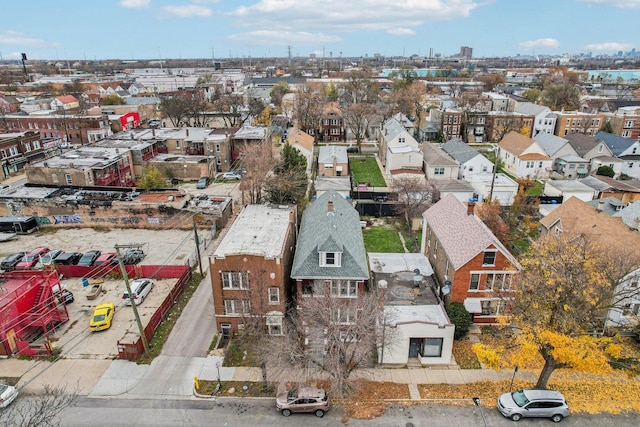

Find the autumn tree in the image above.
[
  {"left": 101, "top": 94, "right": 125, "bottom": 105},
  {"left": 238, "top": 142, "right": 274, "bottom": 204},
  {"left": 475, "top": 233, "right": 639, "bottom": 389},
  {"left": 269, "top": 81, "right": 290, "bottom": 109},
  {"left": 540, "top": 66, "right": 581, "bottom": 111},
  {"left": 477, "top": 72, "right": 505, "bottom": 92},
  {"left": 137, "top": 166, "right": 166, "bottom": 190},
  {"left": 521, "top": 88, "right": 541, "bottom": 103},
  {"left": 475, "top": 200, "right": 512, "bottom": 247}
]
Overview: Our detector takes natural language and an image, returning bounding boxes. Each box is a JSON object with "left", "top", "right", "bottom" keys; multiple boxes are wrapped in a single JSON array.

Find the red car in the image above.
[
  {"left": 15, "top": 247, "right": 50, "bottom": 270},
  {"left": 94, "top": 252, "right": 117, "bottom": 266}
]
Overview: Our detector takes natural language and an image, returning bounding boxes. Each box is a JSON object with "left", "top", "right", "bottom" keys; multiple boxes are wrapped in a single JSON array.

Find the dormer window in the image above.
[{"left": 320, "top": 251, "right": 341, "bottom": 267}]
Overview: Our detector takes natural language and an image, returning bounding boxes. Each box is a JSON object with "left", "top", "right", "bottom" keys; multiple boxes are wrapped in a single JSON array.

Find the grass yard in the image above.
[
  {"left": 350, "top": 157, "right": 387, "bottom": 188},
  {"left": 362, "top": 226, "right": 405, "bottom": 253},
  {"left": 526, "top": 180, "right": 544, "bottom": 196}
]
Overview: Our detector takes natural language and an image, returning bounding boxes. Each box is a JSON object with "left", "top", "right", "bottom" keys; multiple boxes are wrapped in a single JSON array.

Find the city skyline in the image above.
[{"left": 0, "top": 0, "right": 638, "bottom": 62}]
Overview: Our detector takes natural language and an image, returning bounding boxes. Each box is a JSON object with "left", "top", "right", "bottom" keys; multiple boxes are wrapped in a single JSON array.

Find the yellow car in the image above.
[{"left": 89, "top": 302, "right": 115, "bottom": 332}]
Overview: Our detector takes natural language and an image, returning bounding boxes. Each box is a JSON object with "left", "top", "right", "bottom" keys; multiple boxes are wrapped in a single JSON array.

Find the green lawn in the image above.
[
  {"left": 350, "top": 157, "right": 387, "bottom": 188},
  {"left": 362, "top": 227, "right": 405, "bottom": 253}
]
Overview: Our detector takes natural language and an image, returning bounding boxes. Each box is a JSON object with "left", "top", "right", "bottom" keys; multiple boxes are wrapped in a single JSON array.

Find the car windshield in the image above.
[
  {"left": 511, "top": 390, "right": 530, "bottom": 407},
  {"left": 24, "top": 254, "right": 37, "bottom": 262},
  {"left": 93, "top": 314, "right": 106, "bottom": 322},
  {"left": 0, "top": 384, "right": 8, "bottom": 393},
  {"left": 287, "top": 388, "right": 299, "bottom": 402}
]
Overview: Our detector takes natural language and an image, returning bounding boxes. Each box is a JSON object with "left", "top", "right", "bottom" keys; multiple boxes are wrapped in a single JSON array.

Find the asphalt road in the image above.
[{"left": 56, "top": 397, "right": 640, "bottom": 427}]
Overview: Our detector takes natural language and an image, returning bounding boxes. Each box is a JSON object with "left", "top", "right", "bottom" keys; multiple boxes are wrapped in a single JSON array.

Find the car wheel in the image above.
[
  {"left": 314, "top": 409, "right": 325, "bottom": 418},
  {"left": 551, "top": 414, "right": 564, "bottom": 423},
  {"left": 511, "top": 413, "right": 522, "bottom": 421},
  {"left": 281, "top": 409, "right": 291, "bottom": 417}
]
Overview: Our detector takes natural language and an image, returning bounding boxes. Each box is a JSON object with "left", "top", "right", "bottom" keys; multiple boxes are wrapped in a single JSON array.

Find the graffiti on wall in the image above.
[
  {"left": 89, "top": 216, "right": 141, "bottom": 225},
  {"left": 53, "top": 214, "right": 83, "bottom": 224},
  {"left": 7, "top": 201, "right": 23, "bottom": 216},
  {"left": 36, "top": 216, "right": 52, "bottom": 225}
]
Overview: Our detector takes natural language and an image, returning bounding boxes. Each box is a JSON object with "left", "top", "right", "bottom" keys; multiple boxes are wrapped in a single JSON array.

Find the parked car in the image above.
[
  {"left": 52, "top": 284, "right": 74, "bottom": 304},
  {"left": 346, "top": 146, "right": 359, "bottom": 153},
  {"left": 54, "top": 252, "right": 83, "bottom": 265},
  {"left": 77, "top": 250, "right": 101, "bottom": 267},
  {"left": 276, "top": 387, "right": 329, "bottom": 418},
  {"left": 222, "top": 171, "right": 242, "bottom": 180},
  {"left": 165, "top": 178, "right": 180, "bottom": 186},
  {"left": 196, "top": 177, "right": 210, "bottom": 189},
  {"left": 15, "top": 247, "right": 50, "bottom": 270},
  {"left": 1, "top": 251, "right": 25, "bottom": 271},
  {"left": 111, "top": 249, "right": 145, "bottom": 266},
  {"left": 94, "top": 252, "right": 117, "bottom": 266},
  {"left": 0, "top": 383, "right": 19, "bottom": 408},
  {"left": 34, "top": 249, "right": 64, "bottom": 269},
  {"left": 497, "top": 389, "right": 570, "bottom": 422},
  {"left": 89, "top": 302, "right": 115, "bottom": 332},
  {"left": 122, "top": 278, "right": 154, "bottom": 305}
]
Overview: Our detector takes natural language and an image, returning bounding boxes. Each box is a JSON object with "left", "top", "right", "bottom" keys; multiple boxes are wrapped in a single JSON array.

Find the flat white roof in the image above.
[{"left": 213, "top": 204, "right": 293, "bottom": 259}]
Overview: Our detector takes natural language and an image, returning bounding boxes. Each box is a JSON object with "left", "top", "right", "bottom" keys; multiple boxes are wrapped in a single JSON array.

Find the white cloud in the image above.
[
  {"left": 585, "top": 42, "right": 633, "bottom": 52},
  {"left": 577, "top": 0, "right": 640, "bottom": 9},
  {"left": 519, "top": 38, "right": 560, "bottom": 50},
  {"left": 0, "top": 30, "right": 56, "bottom": 48},
  {"left": 192, "top": 0, "right": 220, "bottom": 3},
  {"left": 162, "top": 5, "right": 213, "bottom": 18},
  {"left": 386, "top": 28, "right": 416, "bottom": 36},
  {"left": 119, "top": 0, "right": 151, "bottom": 9},
  {"left": 228, "top": 30, "right": 340, "bottom": 46},
  {"left": 229, "top": 0, "right": 480, "bottom": 33}
]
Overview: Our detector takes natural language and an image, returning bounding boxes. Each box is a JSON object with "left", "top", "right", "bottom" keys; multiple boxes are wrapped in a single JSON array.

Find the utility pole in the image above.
[
  {"left": 115, "top": 244, "right": 149, "bottom": 353},
  {"left": 193, "top": 215, "right": 203, "bottom": 277}
]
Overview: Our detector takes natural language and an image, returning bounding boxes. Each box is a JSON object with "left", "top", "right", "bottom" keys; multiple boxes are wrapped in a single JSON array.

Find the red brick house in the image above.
[
  {"left": 421, "top": 194, "right": 521, "bottom": 323},
  {"left": 209, "top": 204, "right": 297, "bottom": 336},
  {"left": 320, "top": 102, "right": 345, "bottom": 142}
]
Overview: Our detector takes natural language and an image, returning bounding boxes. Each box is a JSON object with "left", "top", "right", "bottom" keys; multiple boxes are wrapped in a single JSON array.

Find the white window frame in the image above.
[
  {"left": 224, "top": 299, "right": 251, "bottom": 315},
  {"left": 319, "top": 251, "right": 341, "bottom": 267},
  {"left": 434, "top": 167, "right": 445, "bottom": 175},
  {"left": 268, "top": 287, "right": 280, "bottom": 304},
  {"left": 469, "top": 273, "right": 480, "bottom": 291},
  {"left": 482, "top": 250, "right": 497, "bottom": 266},
  {"left": 330, "top": 280, "right": 357, "bottom": 298},
  {"left": 221, "top": 271, "right": 249, "bottom": 290}
]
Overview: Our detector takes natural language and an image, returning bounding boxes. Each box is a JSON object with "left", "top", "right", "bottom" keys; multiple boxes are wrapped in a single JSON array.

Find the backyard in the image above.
[{"left": 350, "top": 156, "right": 387, "bottom": 188}]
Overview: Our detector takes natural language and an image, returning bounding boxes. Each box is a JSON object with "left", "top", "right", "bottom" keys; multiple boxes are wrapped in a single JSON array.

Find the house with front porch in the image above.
[{"left": 421, "top": 194, "right": 522, "bottom": 323}]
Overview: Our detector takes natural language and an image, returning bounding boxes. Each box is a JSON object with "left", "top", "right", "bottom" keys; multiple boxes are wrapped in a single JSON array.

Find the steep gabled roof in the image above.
[
  {"left": 540, "top": 197, "right": 640, "bottom": 255},
  {"left": 498, "top": 131, "right": 538, "bottom": 157},
  {"left": 534, "top": 133, "right": 572, "bottom": 157},
  {"left": 291, "top": 191, "right": 369, "bottom": 280},
  {"left": 423, "top": 194, "right": 521, "bottom": 271},
  {"left": 595, "top": 131, "right": 636, "bottom": 156},
  {"left": 565, "top": 133, "right": 605, "bottom": 156},
  {"left": 440, "top": 138, "right": 480, "bottom": 164}
]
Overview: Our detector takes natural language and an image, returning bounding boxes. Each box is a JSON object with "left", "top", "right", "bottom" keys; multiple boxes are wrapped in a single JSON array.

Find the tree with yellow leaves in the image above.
[{"left": 475, "top": 232, "right": 639, "bottom": 389}]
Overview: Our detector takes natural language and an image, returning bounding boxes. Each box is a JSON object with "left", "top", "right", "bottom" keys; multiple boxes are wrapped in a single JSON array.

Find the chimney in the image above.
[
  {"left": 597, "top": 200, "right": 604, "bottom": 212},
  {"left": 186, "top": 128, "right": 189, "bottom": 137},
  {"left": 327, "top": 200, "right": 334, "bottom": 213},
  {"left": 152, "top": 129, "right": 156, "bottom": 137},
  {"left": 467, "top": 200, "right": 475, "bottom": 216}
]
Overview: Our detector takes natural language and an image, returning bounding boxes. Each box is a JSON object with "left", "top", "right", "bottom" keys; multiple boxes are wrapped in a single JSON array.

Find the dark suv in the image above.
[{"left": 276, "top": 387, "right": 329, "bottom": 418}]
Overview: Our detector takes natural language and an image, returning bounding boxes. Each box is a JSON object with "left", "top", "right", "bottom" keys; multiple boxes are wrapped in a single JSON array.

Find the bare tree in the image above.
[
  {"left": 293, "top": 83, "right": 324, "bottom": 136},
  {"left": 159, "top": 94, "right": 192, "bottom": 127},
  {"left": 341, "top": 70, "right": 378, "bottom": 105},
  {"left": 0, "top": 384, "right": 78, "bottom": 427},
  {"left": 342, "top": 103, "right": 381, "bottom": 148},
  {"left": 267, "top": 290, "right": 393, "bottom": 396},
  {"left": 238, "top": 142, "right": 274, "bottom": 204},
  {"left": 392, "top": 176, "right": 435, "bottom": 232}
]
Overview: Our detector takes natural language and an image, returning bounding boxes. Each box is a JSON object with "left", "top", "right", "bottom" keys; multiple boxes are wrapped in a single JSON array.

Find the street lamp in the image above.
[{"left": 473, "top": 397, "right": 488, "bottom": 427}]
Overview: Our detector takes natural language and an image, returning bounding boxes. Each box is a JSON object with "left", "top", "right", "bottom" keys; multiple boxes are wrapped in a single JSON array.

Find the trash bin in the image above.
[{"left": 82, "top": 277, "right": 89, "bottom": 287}]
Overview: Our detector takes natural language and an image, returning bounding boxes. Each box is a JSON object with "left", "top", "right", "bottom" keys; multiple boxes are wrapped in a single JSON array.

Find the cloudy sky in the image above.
[{"left": 0, "top": 0, "right": 637, "bottom": 61}]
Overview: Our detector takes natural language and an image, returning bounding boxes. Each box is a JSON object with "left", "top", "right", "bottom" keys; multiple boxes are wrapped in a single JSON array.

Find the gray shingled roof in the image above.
[
  {"left": 595, "top": 131, "right": 635, "bottom": 156},
  {"left": 423, "top": 194, "right": 521, "bottom": 271},
  {"left": 515, "top": 102, "right": 549, "bottom": 116},
  {"left": 440, "top": 138, "right": 480, "bottom": 164},
  {"left": 318, "top": 145, "right": 348, "bottom": 163},
  {"left": 534, "top": 133, "right": 570, "bottom": 157},
  {"left": 291, "top": 191, "right": 369, "bottom": 280}
]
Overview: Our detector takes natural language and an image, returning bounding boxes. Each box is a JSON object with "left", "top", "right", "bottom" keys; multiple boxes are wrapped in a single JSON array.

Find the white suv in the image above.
[
  {"left": 122, "top": 278, "right": 154, "bottom": 305},
  {"left": 498, "top": 389, "right": 570, "bottom": 422}
]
